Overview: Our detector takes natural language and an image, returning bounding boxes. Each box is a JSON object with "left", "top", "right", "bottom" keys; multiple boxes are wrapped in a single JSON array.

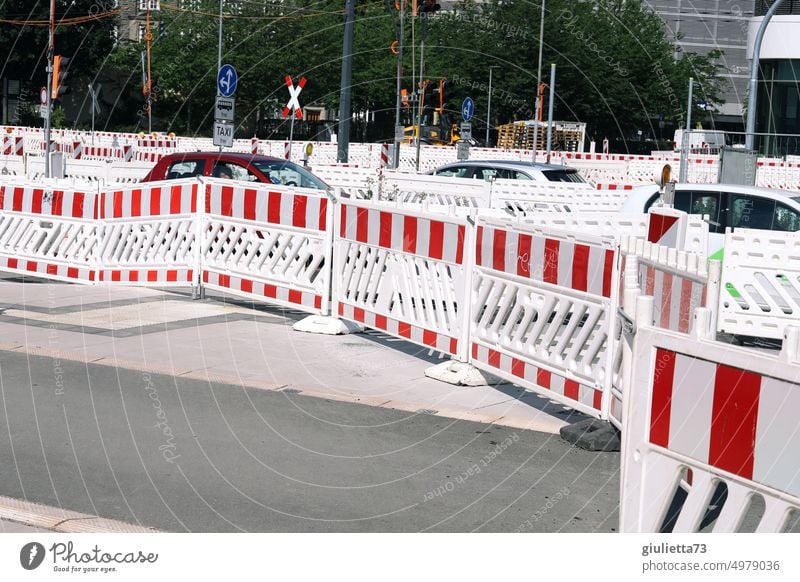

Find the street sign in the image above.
[
  {"left": 217, "top": 64, "right": 238, "bottom": 97},
  {"left": 39, "top": 105, "right": 49, "bottom": 119},
  {"left": 282, "top": 76, "right": 306, "bottom": 119},
  {"left": 461, "top": 97, "right": 475, "bottom": 122},
  {"left": 460, "top": 122, "right": 472, "bottom": 141},
  {"left": 394, "top": 125, "right": 405, "bottom": 141},
  {"left": 215, "top": 96, "right": 235, "bottom": 122},
  {"left": 213, "top": 122, "right": 233, "bottom": 147},
  {"left": 40, "top": 87, "right": 47, "bottom": 106},
  {"left": 456, "top": 140, "right": 470, "bottom": 160}
]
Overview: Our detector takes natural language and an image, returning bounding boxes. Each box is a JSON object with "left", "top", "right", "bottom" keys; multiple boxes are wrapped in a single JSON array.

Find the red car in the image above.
[{"left": 141, "top": 152, "right": 330, "bottom": 190}]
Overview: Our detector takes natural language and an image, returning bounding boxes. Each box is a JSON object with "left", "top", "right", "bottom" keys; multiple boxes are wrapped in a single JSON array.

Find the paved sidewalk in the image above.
[{"left": 0, "top": 277, "right": 587, "bottom": 434}]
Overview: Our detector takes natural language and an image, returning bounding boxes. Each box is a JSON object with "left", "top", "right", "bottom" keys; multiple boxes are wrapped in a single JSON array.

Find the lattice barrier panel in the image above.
[
  {"left": 96, "top": 180, "right": 199, "bottom": 286},
  {"left": 469, "top": 217, "right": 619, "bottom": 419},
  {"left": 719, "top": 228, "right": 800, "bottom": 340},
  {"left": 621, "top": 301, "right": 800, "bottom": 533},
  {"left": 0, "top": 180, "right": 98, "bottom": 282},
  {"left": 202, "top": 179, "right": 333, "bottom": 315},
  {"left": 334, "top": 200, "right": 469, "bottom": 358}
]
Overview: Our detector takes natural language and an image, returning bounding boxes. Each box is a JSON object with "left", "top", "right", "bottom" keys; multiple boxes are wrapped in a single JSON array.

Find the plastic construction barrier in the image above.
[
  {"left": 718, "top": 228, "right": 800, "bottom": 340},
  {"left": 0, "top": 179, "right": 98, "bottom": 283},
  {"left": 620, "top": 299, "right": 800, "bottom": 533},
  {"left": 95, "top": 180, "right": 199, "bottom": 286},
  {"left": 469, "top": 216, "right": 619, "bottom": 419},
  {"left": 334, "top": 199, "right": 470, "bottom": 358},
  {"left": 201, "top": 179, "right": 334, "bottom": 316}
]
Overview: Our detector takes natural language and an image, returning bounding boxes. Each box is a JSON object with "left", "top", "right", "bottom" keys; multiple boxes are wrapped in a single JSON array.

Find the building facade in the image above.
[{"left": 645, "top": 1, "right": 754, "bottom": 128}]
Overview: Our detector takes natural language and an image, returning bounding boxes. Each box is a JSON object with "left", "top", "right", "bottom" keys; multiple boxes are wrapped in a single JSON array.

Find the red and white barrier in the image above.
[
  {"left": 95, "top": 180, "right": 199, "bottom": 286},
  {"left": 469, "top": 217, "right": 620, "bottom": 419},
  {"left": 2, "top": 135, "right": 24, "bottom": 156},
  {"left": 620, "top": 299, "right": 800, "bottom": 532},
  {"left": 0, "top": 180, "right": 98, "bottom": 283},
  {"left": 202, "top": 179, "right": 333, "bottom": 315},
  {"left": 334, "top": 199, "right": 470, "bottom": 358}
]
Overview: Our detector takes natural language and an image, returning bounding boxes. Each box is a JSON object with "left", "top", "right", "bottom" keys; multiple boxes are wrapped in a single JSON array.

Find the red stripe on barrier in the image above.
[
  {"left": 293, "top": 195, "right": 307, "bottom": 228},
  {"left": 398, "top": 323, "right": 412, "bottom": 338},
  {"left": 543, "top": 239, "right": 559, "bottom": 285},
  {"left": 12, "top": 187, "right": 23, "bottom": 212},
  {"left": 352, "top": 307, "right": 365, "bottom": 322},
  {"left": 265, "top": 284, "right": 277, "bottom": 298},
  {"left": 244, "top": 188, "right": 257, "bottom": 221},
  {"left": 455, "top": 225, "right": 465, "bottom": 265},
  {"left": 170, "top": 185, "right": 182, "bottom": 214},
  {"left": 565, "top": 380, "right": 580, "bottom": 401},
  {"left": 649, "top": 348, "right": 675, "bottom": 448},
  {"left": 7, "top": 258, "right": 17, "bottom": 269},
  {"left": 660, "top": 273, "right": 673, "bottom": 328},
  {"left": 645, "top": 265, "right": 655, "bottom": 296},
  {"left": 149, "top": 187, "right": 161, "bottom": 216},
  {"left": 191, "top": 184, "right": 197, "bottom": 213},
  {"left": 166, "top": 270, "right": 178, "bottom": 282},
  {"left": 288, "top": 289, "right": 302, "bottom": 305},
  {"left": 428, "top": 220, "right": 444, "bottom": 260},
  {"left": 26, "top": 260, "right": 36, "bottom": 272},
  {"left": 472, "top": 343, "right": 479, "bottom": 359},
  {"left": 31, "top": 189, "right": 43, "bottom": 215},
  {"left": 511, "top": 358, "right": 525, "bottom": 378},
  {"left": 449, "top": 338, "right": 458, "bottom": 355},
  {"left": 517, "top": 233, "right": 532, "bottom": 277},
  {"left": 572, "top": 244, "right": 589, "bottom": 292},
  {"left": 423, "top": 329, "right": 437, "bottom": 347},
  {"left": 488, "top": 349, "right": 501, "bottom": 368},
  {"left": 221, "top": 185, "right": 235, "bottom": 217},
  {"left": 603, "top": 249, "right": 614, "bottom": 298},
  {"left": 475, "top": 226, "right": 484, "bottom": 267},
  {"left": 319, "top": 199, "right": 327, "bottom": 231},
  {"left": 51, "top": 190, "right": 63, "bottom": 216},
  {"left": 339, "top": 205, "right": 347, "bottom": 238},
  {"left": 112, "top": 271, "right": 121, "bottom": 282},
  {"left": 356, "top": 207, "right": 369, "bottom": 243},
  {"left": 375, "top": 314, "right": 387, "bottom": 330},
  {"left": 593, "top": 390, "right": 603, "bottom": 411},
  {"left": 0, "top": 186, "right": 5, "bottom": 209},
  {"left": 379, "top": 211, "right": 392, "bottom": 248},
  {"left": 403, "top": 215, "right": 417, "bottom": 254},
  {"left": 147, "top": 271, "right": 158, "bottom": 282},
  {"left": 67, "top": 267, "right": 78, "bottom": 279},
  {"left": 131, "top": 189, "right": 142, "bottom": 217},
  {"left": 537, "top": 369, "right": 551, "bottom": 389},
  {"left": 493, "top": 228, "right": 506, "bottom": 272},
  {"left": 46, "top": 264, "right": 58, "bottom": 276},
  {"left": 314, "top": 295, "right": 322, "bottom": 310},
  {"left": 241, "top": 279, "right": 253, "bottom": 293},
  {"left": 268, "top": 191, "right": 281, "bottom": 224},
  {"left": 709, "top": 365, "right": 760, "bottom": 480},
  {"left": 129, "top": 271, "right": 139, "bottom": 282},
  {"left": 219, "top": 274, "right": 230, "bottom": 288}
]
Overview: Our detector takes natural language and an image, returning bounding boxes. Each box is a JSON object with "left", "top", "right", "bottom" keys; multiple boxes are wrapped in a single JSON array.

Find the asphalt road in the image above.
[{"left": 0, "top": 349, "right": 619, "bottom": 532}]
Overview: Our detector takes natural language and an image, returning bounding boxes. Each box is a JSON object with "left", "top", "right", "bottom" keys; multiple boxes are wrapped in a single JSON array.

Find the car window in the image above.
[
  {"left": 774, "top": 203, "right": 800, "bottom": 232},
  {"left": 541, "top": 169, "right": 586, "bottom": 183},
  {"left": 166, "top": 160, "right": 203, "bottom": 179},
  {"left": 475, "top": 167, "right": 497, "bottom": 181},
  {"left": 251, "top": 160, "right": 328, "bottom": 189},
  {"left": 435, "top": 166, "right": 471, "bottom": 178},
  {"left": 512, "top": 171, "right": 533, "bottom": 180},
  {"left": 647, "top": 190, "right": 724, "bottom": 233},
  {"left": 227, "top": 162, "right": 260, "bottom": 182},
  {"left": 731, "top": 194, "right": 775, "bottom": 230}
]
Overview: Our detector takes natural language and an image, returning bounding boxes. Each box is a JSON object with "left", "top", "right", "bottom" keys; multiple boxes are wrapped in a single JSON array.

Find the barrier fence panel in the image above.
[
  {"left": 468, "top": 217, "right": 620, "bottom": 419},
  {"left": 380, "top": 171, "right": 491, "bottom": 206},
  {"left": 202, "top": 179, "right": 333, "bottom": 315},
  {"left": 95, "top": 179, "right": 198, "bottom": 286},
  {"left": 620, "top": 300, "right": 800, "bottom": 532},
  {"left": 334, "top": 199, "right": 470, "bottom": 359},
  {"left": 0, "top": 180, "right": 97, "bottom": 282},
  {"left": 718, "top": 228, "right": 800, "bottom": 340}
]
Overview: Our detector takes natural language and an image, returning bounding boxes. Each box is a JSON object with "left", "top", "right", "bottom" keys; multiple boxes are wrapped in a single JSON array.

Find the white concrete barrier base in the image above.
[
  {"left": 292, "top": 315, "right": 364, "bottom": 335},
  {"left": 424, "top": 360, "right": 502, "bottom": 387}
]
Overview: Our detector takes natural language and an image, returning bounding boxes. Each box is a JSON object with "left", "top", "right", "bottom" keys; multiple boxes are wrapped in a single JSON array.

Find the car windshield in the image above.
[
  {"left": 541, "top": 169, "right": 586, "bottom": 183},
  {"left": 251, "top": 160, "right": 329, "bottom": 190}
]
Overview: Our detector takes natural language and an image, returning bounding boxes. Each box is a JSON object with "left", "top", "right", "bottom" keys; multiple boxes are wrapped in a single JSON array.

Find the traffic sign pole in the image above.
[{"left": 215, "top": 64, "right": 238, "bottom": 150}]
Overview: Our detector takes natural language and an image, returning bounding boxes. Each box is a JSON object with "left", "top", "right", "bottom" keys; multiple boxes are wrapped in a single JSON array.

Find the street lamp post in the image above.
[
  {"left": 531, "top": 0, "right": 545, "bottom": 162},
  {"left": 486, "top": 65, "right": 499, "bottom": 147}
]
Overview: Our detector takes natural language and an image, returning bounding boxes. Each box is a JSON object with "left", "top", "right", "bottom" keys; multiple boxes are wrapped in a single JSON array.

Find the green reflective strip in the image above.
[
  {"left": 709, "top": 247, "right": 725, "bottom": 262},
  {"left": 725, "top": 282, "right": 742, "bottom": 298}
]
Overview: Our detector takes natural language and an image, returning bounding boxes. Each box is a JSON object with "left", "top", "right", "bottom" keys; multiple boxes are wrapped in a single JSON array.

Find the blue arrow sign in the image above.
[
  {"left": 217, "top": 64, "right": 238, "bottom": 97},
  {"left": 462, "top": 97, "right": 475, "bottom": 122}
]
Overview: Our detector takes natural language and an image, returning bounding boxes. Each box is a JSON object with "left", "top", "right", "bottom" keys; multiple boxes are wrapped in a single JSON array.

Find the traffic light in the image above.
[
  {"left": 419, "top": 0, "right": 440, "bottom": 15},
  {"left": 52, "top": 55, "right": 70, "bottom": 100}
]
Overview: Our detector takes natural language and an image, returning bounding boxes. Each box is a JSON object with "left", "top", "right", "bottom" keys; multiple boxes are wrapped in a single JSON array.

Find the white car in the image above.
[
  {"left": 621, "top": 183, "right": 800, "bottom": 233},
  {"left": 428, "top": 160, "right": 587, "bottom": 183}
]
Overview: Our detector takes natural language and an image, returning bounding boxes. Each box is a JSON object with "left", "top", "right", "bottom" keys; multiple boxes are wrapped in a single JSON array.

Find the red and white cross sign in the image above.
[{"left": 282, "top": 76, "right": 306, "bottom": 119}]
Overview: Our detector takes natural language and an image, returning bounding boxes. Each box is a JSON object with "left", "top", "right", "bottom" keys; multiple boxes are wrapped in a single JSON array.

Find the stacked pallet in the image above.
[{"left": 495, "top": 121, "right": 586, "bottom": 151}]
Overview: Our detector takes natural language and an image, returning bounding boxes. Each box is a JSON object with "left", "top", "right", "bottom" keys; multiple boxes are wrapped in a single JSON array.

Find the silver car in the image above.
[{"left": 428, "top": 160, "right": 587, "bottom": 183}]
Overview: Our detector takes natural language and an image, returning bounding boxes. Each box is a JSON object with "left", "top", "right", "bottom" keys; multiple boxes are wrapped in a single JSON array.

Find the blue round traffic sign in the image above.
[
  {"left": 462, "top": 97, "right": 475, "bottom": 122},
  {"left": 217, "top": 64, "right": 238, "bottom": 97}
]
